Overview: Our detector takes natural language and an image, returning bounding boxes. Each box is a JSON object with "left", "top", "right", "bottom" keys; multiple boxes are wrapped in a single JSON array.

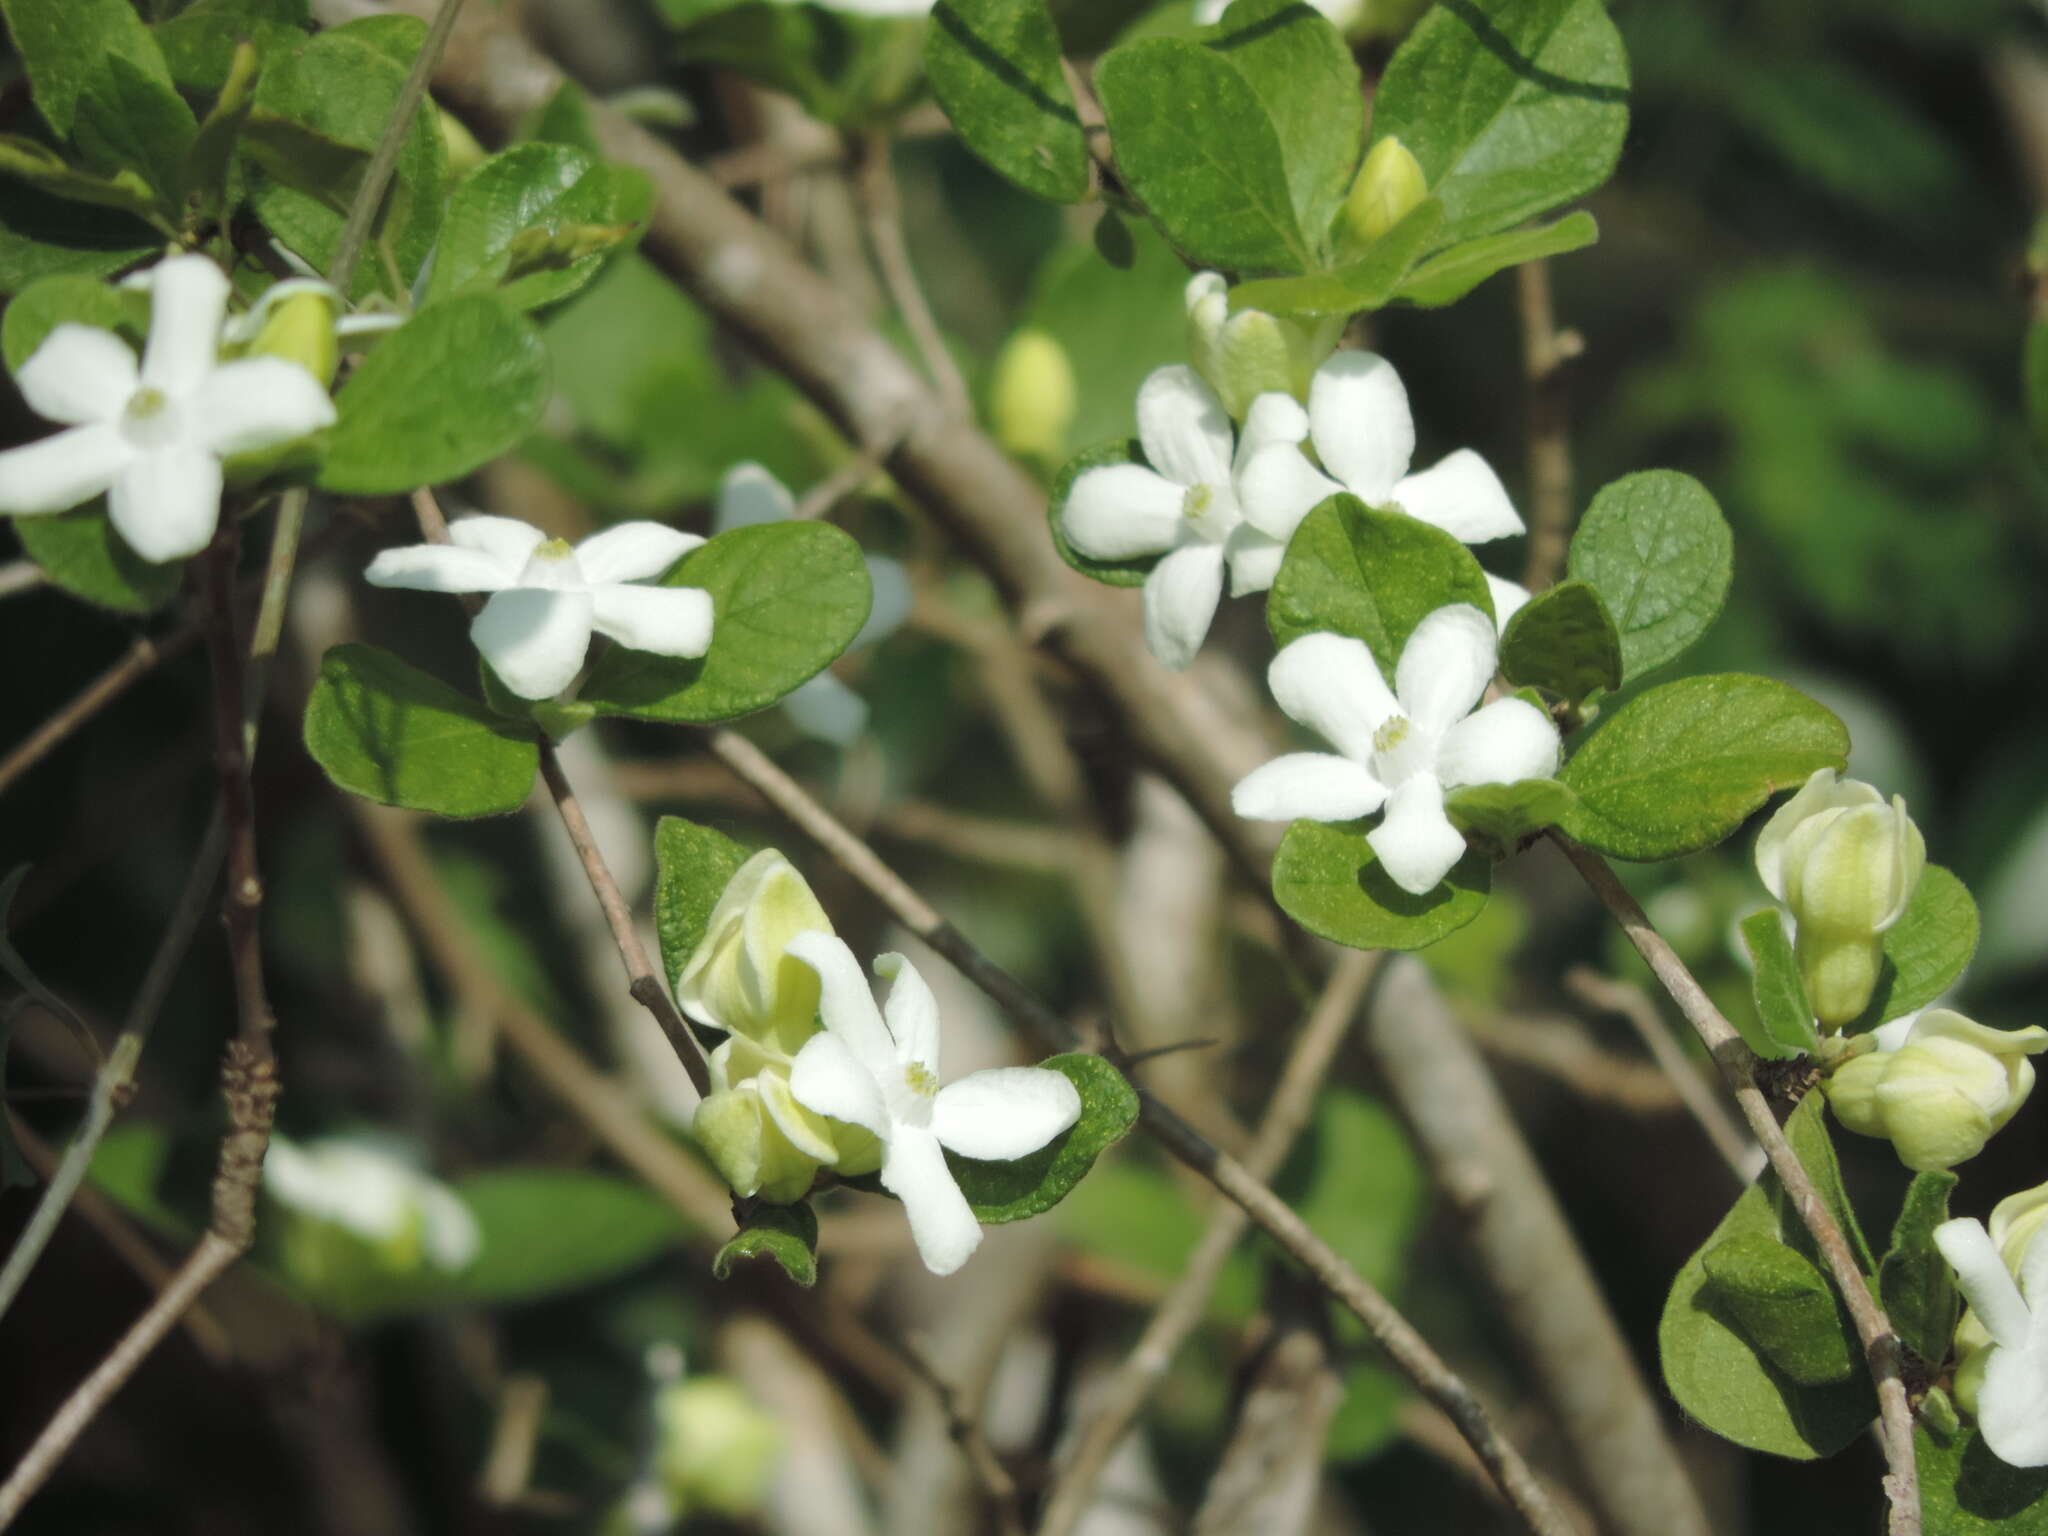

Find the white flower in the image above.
[
  {"left": 0, "top": 254, "right": 337, "bottom": 562},
  {"left": 1232, "top": 604, "right": 1561, "bottom": 895},
  {"left": 1059, "top": 366, "right": 1301, "bottom": 669},
  {"left": 1196, "top": 0, "right": 1362, "bottom": 26},
  {"left": 714, "top": 462, "right": 910, "bottom": 744},
  {"left": 365, "top": 514, "right": 712, "bottom": 700},
  {"left": 263, "top": 1134, "right": 480, "bottom": 1272},
  {"left": 784, "top": 931, "right": 1082, "bottom": 1275},
  {"left": 1936, "top": 1211, "right": 2048, "bottom": 1467},
  {"left": 1234, "top": 351, "right": 1530, "bottom": 618}
]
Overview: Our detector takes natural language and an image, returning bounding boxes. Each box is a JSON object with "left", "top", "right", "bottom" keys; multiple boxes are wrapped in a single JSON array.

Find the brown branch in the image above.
[
  {"left": 1515, "top": 259, "right": 1583, "bottom": 594},
  {"left": 1554, "top": 834, "right": 1921, "bottom": 1535},
  {"left": 0, "top": 628, "right": 197, "bottom": 799},
  {"left": 890, "top": 1336, "right": 1027, "bottom": 1536},
  {"left": 1036, "top": 948, "right": 1378, "bottom": 1536}
]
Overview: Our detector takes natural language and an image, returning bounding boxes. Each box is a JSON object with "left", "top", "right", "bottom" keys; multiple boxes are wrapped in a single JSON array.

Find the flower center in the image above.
[
  {"left": 1372, "top": 715, "right": 1409, "bottom": 755},
  {"left": 1179, "top": 480, "right": 1234, "bottom": 542},
  {"left": 1370, "top": 713, "right": 1434, "bottom": 786},
  {"left": 516, "top": 539, "right": 587, "bottom": 590},
  {"left": 903, "top": 1062, "right": 940, "bottom": 1101},
  {"left": 121, "top": 386, "right": 183, "bottom": 451}
]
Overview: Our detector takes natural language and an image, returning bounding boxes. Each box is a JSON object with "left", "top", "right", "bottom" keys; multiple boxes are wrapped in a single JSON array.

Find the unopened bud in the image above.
[
  {"left": 248, "top": 286, "right": 339, "bottom": 387},
  {"left": 654, "top": 1377, "right": 780, "bottom": 1518},
  {"left": 988, "top": 327, "right": 1075, "bottom": 462},
  {"left": 1184, "top": 272, "right": 1342, "bottom": 419},
  {"left": 1342, "top": 136, "right": 1428, "bottom": 250},
  {"left": 438, "top": 107, "right": 487, "bottom": 179},
  {"left": 1824, "top": 1010, "right": 2048, "bottom": 1171},
  {"left": 677, "top": 850, "right": 832, "bottom": 1056}
]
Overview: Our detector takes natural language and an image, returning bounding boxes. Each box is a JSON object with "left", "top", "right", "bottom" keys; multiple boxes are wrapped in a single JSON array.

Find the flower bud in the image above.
[
  {"left": 988, "top": 327, "right": 1076, "bottom": 462},
  {"left": 247, "top": 285, "right": 340, "bottom": 387},
  {"left": 654, "top": 1376, "right": 781, "bottom": 1519},
  {"left": 1184, "top": 271, "right": 1343, "bottom": 420},
  {"left": 677, "top": 850, "right": 832, "bottom": 1056},
  {"left": 438, "top": 106, "right": 488, "bottom": 179},
  {"left": 1755, "top": 769, "right": 1925, "bottom": 1027},
  {"left": 1342, "top": 136, "right": 1428, "bottom": 250},
  {"left": 1824, "top": 1010, "right": 2048, "bottom": 1170},
  {"left": 692, "top": 1036, "right": 881, "bottom": 1202}
]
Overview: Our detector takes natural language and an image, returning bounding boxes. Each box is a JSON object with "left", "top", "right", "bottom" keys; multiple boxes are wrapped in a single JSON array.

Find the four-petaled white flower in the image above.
[
  {"left": 264, "top": 1133, "right": 481, "bottom": 1272},
  {"left": 715, "top": 462, "right": 911, "bottom": 744},
  {"left": 1060, "top": 365, "right": 1302, "bottom": 669},
  {"left": 1936, "top": 1212, "right": 2048, "bottom": 1467},
  {"left": 1232, "top": 604, "right": 1561, "bottom": 895},
  {"left": 0, "top": 254, "right": 337, "bottom": 563},
  {"left": 784, "top": 931, "right": 1083, "bottom": 1275},
  {"left": 366, "top": 514, "right": 712, "bottom": 700},
  {"left": 1235, "top": 351, "right": 1531, "bottom": 624}
]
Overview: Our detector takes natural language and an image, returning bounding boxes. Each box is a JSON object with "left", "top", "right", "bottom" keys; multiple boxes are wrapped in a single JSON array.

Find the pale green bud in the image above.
[
  {"left": 438, "top": 107, "right": 487, "bottom": 179},
  {"left": 1824, "top": 1010, "right": 2048, "bottom": 1171},
  {"left": 1342, "top": 136, "right": 1428, "bottom": 250},
  {"left": 655, "top": 1377, "right": 781, "bottom": 1519},
  {"left": 1184, "top": 272, "right": 1343, "bottom": 420},
  {"left": 1953, "top": 1178, "right": 2048, "bottom": 1406},
  {"left": 988, "top": 327, "right": 1076, "bottom": 462},
  {"left": 1755, "top": 769, "right": 1925, "bottom": 1027},
  {"left": 693, "top": 1037, "right": 882, "bottom": 1200},
  {"left": 677, "top": 850, "right": 832, "bottom": 1055},
  {"left": 248, "top": 288, "right": 339, "bottom": 388}
]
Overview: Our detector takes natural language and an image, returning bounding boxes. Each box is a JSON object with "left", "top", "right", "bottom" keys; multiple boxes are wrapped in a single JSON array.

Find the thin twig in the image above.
[
  {"left": 0, "top": 630, "right": 196, "bottom": 799},
  {"left": 854, "top": 131, "right": 969, "bottom": 418},
  {"left": 1037, "top": 948, "right": 1378, "bottom": 1536},
  {"left": 1565, "top": 966, "right": 1756, "bottom": 1183},
  {"left": 891, "top": 1337, "right": 1027, "bottom": 1536},
  {"left": 1554, "top": 834, "right": 1921, "bottom": 1535},
  {"left": 1515, "top": 259, "right": 1582, "bottom": 593},
  {"left": 0, "top": 561, "right": 44, "bottom": 600},
  {"left": 703, "top": 728, "right": 1578, "bottom": 1536}
]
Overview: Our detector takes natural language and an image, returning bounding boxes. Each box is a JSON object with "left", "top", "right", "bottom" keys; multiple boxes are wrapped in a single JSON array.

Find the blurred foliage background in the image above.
[{"left": 3, "top": 0, "right": 2047, "bottom": 1531}]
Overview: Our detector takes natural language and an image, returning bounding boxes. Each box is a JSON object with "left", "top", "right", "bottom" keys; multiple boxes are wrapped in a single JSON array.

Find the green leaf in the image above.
[
  {"left": 1, "top": 271, "right": 144, "bottom": 369},
  {"left": 522, "top": 80, "right": 602, "bottom": 153},
  {"left": 1498, "top": 578, "right": 1621, "bottom": 703},
  {"left": 1852, "top": 865, "right": 1979, "bottom": 1031},
  {"left": 1267, "top": 496, "right": 1495, "bottom": 676},
  {"left": 1879, "top": 1170, "right": 1958, "bottom": 1366},
  {"left": 1095, "top": 37, "right": 1310, "bottom": 274},
  {"left": 1737, "top": 909, "right": 1819, "bottom": 1060},
  {"left": 1394, "top": 211, "right": 1598, "bottom": 307},
  {"left": 714, "top": 1202, "right": 819, "bottom": 1288},
  {"left": 155, "top": 0, "right": 308, "bottom": 93},
  {"left": 581, "top": 521, "right": 872, "bottom": 724},
  {"left": 949, "top": 1054, "right": 1137, "bottom": 1223},
  {"left": 1565, "top": 470, "right": 1733, "bottom": 683},
  {"left": 1368, "top": 0, "right": 1628, "bottom": 250},
  {"left": 0, "top": 136, "right": 161, "bottom": 218},
  {"left": 1272, "top": 819, "right": 1492, "bottom": 950},
  {"left": 12, "top": 506, "right": 185, "bottom": 613},
  {"left": 450, "top": 1167, "right": 689, "bottom": 1303},
  {"left": 184, "top": 40, "right": 262, "bottom": 222},
  {"left": 925, "top": 0, "right": 1089, "bottom": 204},
  {"left": 302, "top": 643, "right": 539, "bottom": 817},
  {"left": 320, "top": 295, "right": 550, "bottom": 494},
  {"left": 1202, "top": 0, "right": 1363, "bottom": 253},
  {"left": 668, "top": 4, "right": 924, "bottom": 129},
  {"left": 0, "top": 183, "right": 157, "bottom": 295},
  {"left": 424, "top": 143, "right": 651, "bottom": 312},
  {"left": 71, "top": 52, "right": 198, "bottom": 209},
  {"left": 1048, "top": 439, "right": 1153, "bottom": 588},
  {"left": 1918, "top": 1426, "right": 2048, "bottom": 1535},
  {"left": 1227, "top": 197, "right": 1444, "bottom": 319},
  {"left": 1560, "top": 674, "right": 1848, "bottom": 862},
  {"left": 653, "top": 816, "right": 751, "bottom": 992},
  {"left": 0, "top": 0, "right": 171, "bottom": 137},
  {"left": 1700, "top": 1232, "right": 1857, "bottom": 1386},
  {"left": 1444, "top": 777, "right": 1576, "bottom": 851},
  {"left": 1659, "top": 1096, "right": 1876, "bottom": 1458}
]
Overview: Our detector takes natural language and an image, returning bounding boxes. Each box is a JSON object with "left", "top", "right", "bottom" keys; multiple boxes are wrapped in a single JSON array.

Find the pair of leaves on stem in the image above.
[{"left": 651, "top": 817, "right": 1140, "bottom": 1288}]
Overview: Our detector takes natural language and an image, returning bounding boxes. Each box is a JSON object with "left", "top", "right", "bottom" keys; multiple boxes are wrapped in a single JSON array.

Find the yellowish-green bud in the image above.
[
  {"left": 1755, "top": 769, "right": 1925, "bottom": 1027},
  {"left": 1342, "top": 136, "right": 1428, "bottom": 250},
  {"left": 988, "top": 327, "right": 1076, "bottom": 462},
  {"left": 677, "top": 850, "right": 832, "bottom": 1055},
  {"left": 438, "top": 106, "right": 487, "bottom": 179},
  {"left": 1183, "top": 272, "right": 1343, "bottom": 420},
  {"left": 692, "top": 1036, "right": 882, "bottom": 1200},
  {"left": 654, "top": 1377, "right": 781, "bottom": 1519},
  {"left": 1824, "top": 1010, "right": 2048, "bottom": 1171},
  {"left": 248, "top": 288, "right": 339, "bottom": 387}
]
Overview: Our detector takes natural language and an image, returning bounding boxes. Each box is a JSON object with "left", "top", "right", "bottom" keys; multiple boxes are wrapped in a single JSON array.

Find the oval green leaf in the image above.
[
  {"left": 653, "top": 815, "right": 752, "bottom": 991},
  {"left": 714, "top": 1201, "right": 819, "bottom": 1288},
  {"left": 1853, "top": 863, "right": 1978, "bottom": 1031},
  {"left": 424, "top": 142, "right": 650, "bottom": 311},
  {"left": 1395, "top": 211, "right": 1600, "bottom": 308},
  {"left": 1917, "top": 1426, "right": 2048, "bottom": 1533},
  {"left": 1272, "top": 818, "right": 1492, "bottom": 951},
  {"left": 1700, "top": 1232, "right": 1857, "bottom": 1387},
  {"left": 1565, "top": 469, "right": 1733, "bottom": 683},
  {"left": 12, "top": 504, "right": 183, "bottom": 613},
  {"left": 926, "top": 0, "right": 1089, "bottom": 204},
  {"left": 1498, "top": 576, "right": 1622, "bottom": 703},
  {"left": 1879, "top": 1170, "right": 1958, "bottom": 1367},
  {"left": 1736, "top": 907, "right": 1819, "bottom": 1060},
  {"left": 950, "top": 1054, "right": 1137, "bottom": 1224}
]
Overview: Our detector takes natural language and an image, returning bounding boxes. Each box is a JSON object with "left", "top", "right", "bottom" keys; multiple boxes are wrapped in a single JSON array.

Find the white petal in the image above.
[
  {"left": 1235, "top": 441, "right": 1343, "bottom": 541},
  {"left": 575, "top": 521, "right": 704, "bottom": 585},
  {"left": 876, "top": 952, "right": 940, "bottom": 1073},
  {"left": 1136, "top": 364, "right": 1233, "bottom": 490},
  {"left": 1223, "top": 525, "right": 1285, "bottom": 597},
  {"left": 365, "top": 543, "right": 517, "bottom": 593},
  {"left": 1234, "top": 391, "right": 1310, "bottom": 469},
  {"left": 590, "top": 583, "right": 713, "bottom": 657},
  {"left": 1754, "top": 769, "right": 1877, "bottom": 902},
  {"left": 933, "top": 1067, "right": 1082, "bottom": 1160},
  {"left": 789, "top": 1031, "right": 891, "bottom": 1139},
  {"left": 1061, "top": 463, "right": 1186, "bottom": 560},
  {"left": 1391, "top": 449, "right": 1523, "bottom": 543},
  {"left": 1268, "top": 631, "right": 1397, "bottom": 761},
  {"left": 881, "top": 1126, "right": 983, "bottom": 1276},
  {"left": 1938, "top": 1219, "right": 2033, "bottom": 1353},
  {"left": 448, "top": 513, "right": 545, "bottom": 570},
  {"left": 139, "top": 255, "right": 229, "bottom": 397},
  {"left": 1436, "top": 698, "right": 1560, "bottom": 789},
  {"left": 1979, "top": 1344, "right": 2048, "bottom": 1468},
  {"left": 781, "top": 672, "right": 870, "bottom": 745},
  {"left": 1394, "top": 603, "right": 1497, "bottom": 736},
  {"left": 786, "top": 931, "right": 898, "bottom": 1077},
  {"left": 1309, "top": 351, "right": 1413, "bottom": 503},
  {"left": 856, "top": 553, "right": 911, "bottom": 649},
  {"left": 108, "top": 446, "right": 221, "bottom": 562},
  {"left": 1487, "top": 574, "right": 1531, "bottom": 628},
  {"left": 188, "top": 358, "right": 336, "bottom": 455},
  {"left": 765, "top": 1050, "right": 863, "bottom": 1157},
  {"left": 1368, "top": 773, "right": 1468, "bottom": 895},
  {"left": 1141, "top": 542, "right": 1225, "bottom": 670},
  {"left": 0, "top": 424, "right": 127, "bottom": 515},
  {"left": 1232, "top": 752, "right": 1389, "bottom": 823},
  {"left": 714, "top": 461, "right": 796, "bottom": 531},
  {"left": 418, "top": 1185, "right": 481, "bottom": 1271},
  {"left": 16, "top": 325, "right": 136, "bottom": 425},
  {"left": 469, "top": 587, "right": 594, "bottom": 699}
]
